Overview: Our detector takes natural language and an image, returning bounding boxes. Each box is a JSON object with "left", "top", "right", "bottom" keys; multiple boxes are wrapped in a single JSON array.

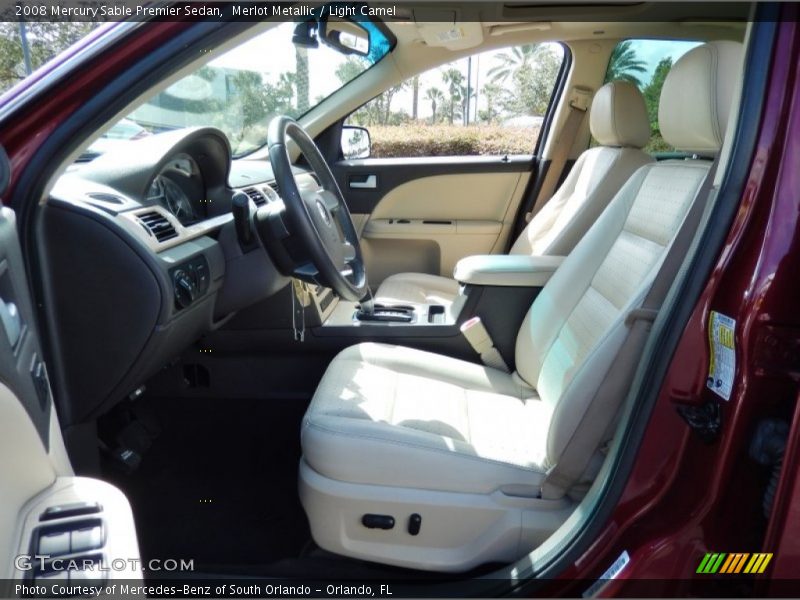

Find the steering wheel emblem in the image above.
[{"left": 315, "top": 199, "right": 332, "bottom": 226}]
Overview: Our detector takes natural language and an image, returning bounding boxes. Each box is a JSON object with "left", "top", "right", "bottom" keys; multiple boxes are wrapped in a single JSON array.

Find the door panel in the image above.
[
  {"left": 333, "top": 157, "right": 533, "bottom": 285},
  {"left": 0, "top": 189, "right": 142, "bottom": 586}
]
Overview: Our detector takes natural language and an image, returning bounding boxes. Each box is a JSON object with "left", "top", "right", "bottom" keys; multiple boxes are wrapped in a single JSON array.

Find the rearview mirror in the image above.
[
  {"left": 319, "top": 18, "right": 370, "bottom": 56},
  {"left": 341, "top": 125, "right": 371, "bottom": 159}
]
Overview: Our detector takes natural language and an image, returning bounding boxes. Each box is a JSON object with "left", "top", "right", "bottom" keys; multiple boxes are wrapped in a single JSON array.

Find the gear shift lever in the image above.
[
  {"left": 359, "top": 288, "right": 375, "bottom": 317},
  {"left": 355, "top": 288, "right": 414, "bottom": 323}
]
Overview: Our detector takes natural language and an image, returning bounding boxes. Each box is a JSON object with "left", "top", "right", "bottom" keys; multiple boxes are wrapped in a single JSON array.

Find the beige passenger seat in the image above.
[{"left": 375, "top": 80, "right": 654, "bottom": 306}]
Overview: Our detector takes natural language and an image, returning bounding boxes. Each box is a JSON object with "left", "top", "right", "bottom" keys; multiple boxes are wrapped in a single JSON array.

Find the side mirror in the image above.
[{"left": 341, "top": 125, "right": 371, "bottom": 159}]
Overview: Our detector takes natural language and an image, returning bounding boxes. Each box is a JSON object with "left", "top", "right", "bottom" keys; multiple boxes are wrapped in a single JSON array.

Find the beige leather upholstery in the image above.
[
  {"left": 374, "top": 272, "right": 460, "bottom": 305},
  {"left": 303, "top": 343, "right": 550, "bottom": 495},
  {"left": 659, "top": 40, "right": 743, "bottom": 154},
  {"left": 375, "top": 81, "right": 652, "bottom": 307},
  {"left": 589, "top": 81, "right": 651, "bottom": 147},
  {"left": 301, "top": 42, "right": 742, "bottom": 571},
  {"left": 452, "top": 255, "right": 565, "bottom": 288}
]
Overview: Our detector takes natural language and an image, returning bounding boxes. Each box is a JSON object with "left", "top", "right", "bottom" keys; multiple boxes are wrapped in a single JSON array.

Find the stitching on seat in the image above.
[{"left": 304, "top": 420, "right": 547, "bottom": 473}]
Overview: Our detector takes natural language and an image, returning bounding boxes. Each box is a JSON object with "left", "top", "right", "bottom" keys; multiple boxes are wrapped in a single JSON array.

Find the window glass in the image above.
[
  {"left": 345, "top": 43, "right": 565, "bottom": 158},
  {"left": 603, "top": 39, "right": 702, "bottom": 152},
  {"left": 112, "top": 21, "right": 392, "bottom": 158}
]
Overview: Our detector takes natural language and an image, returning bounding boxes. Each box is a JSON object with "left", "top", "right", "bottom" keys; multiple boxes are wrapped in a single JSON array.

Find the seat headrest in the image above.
[
  {"left": 659, "top": 41, "right": 744, "bottom": 154},
  {"left": 589, "top": 81, "right": 650, "bottom": 148}
]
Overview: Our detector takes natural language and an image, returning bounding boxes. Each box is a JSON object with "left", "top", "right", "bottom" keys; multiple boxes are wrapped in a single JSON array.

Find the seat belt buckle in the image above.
[
  {"left": 568, "top": 86, "right": 592, "bottom": 112},
  {"left": 460, "top": 317, "right": 510, "bottom": 373}
]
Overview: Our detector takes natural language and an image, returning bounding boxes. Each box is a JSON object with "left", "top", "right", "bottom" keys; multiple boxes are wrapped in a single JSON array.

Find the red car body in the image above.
[{"left": 1, "top": 8, "right": 798, "bottom": 597}]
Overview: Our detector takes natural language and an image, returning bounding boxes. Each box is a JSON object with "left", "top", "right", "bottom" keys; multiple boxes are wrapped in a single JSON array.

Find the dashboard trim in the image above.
[{"left": 118, "top": 205, "right": 232, "bottom": 254}]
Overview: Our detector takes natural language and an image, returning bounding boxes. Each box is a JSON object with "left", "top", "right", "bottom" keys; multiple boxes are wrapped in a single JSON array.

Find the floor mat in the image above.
[{"left": 102, "top": 396, "right": 310, "bottom": 568}]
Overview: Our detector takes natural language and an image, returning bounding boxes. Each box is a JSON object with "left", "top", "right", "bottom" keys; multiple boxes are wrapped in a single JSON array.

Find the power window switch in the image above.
[
  {"left": 38, "top": 531, "right": 70, "bottom": 556},
  {"left": 40, "top": 501, "right": 101, "bottom": 521},
  {"left": 70, "top": 526, "right": 103, "bottom": 552}
]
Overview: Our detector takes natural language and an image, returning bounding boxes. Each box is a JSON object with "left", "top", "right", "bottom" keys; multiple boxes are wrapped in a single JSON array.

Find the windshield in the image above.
[{"left": 111, "top": 21, "right": 391, "bottom": 158}]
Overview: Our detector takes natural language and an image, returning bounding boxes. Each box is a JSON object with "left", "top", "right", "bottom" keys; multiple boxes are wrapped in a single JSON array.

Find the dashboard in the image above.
[
  {"left": 146, "top": 154, "right": 203, "bottom": 225},
  {"left": 44, "top": 127, "right": 314, "bottom": 425}
]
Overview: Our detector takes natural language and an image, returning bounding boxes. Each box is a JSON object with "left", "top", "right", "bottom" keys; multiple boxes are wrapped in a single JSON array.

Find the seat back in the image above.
[
  {"left": 510, "top": 81, "right": 653, "bottom": 256},
  {"left": 514, "top": 41, "right": 743, "bottom": 472}
]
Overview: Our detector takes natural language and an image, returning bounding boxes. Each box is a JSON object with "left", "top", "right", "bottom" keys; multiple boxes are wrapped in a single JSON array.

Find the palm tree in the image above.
[
  {"left": 295, "top": 46, "right": 309, "bottom": 112},
  {"left": 487, "top": 44, "right": 541, "bottom": 84},
  {"left": 424, "top": 87, "right": 444, "bottom": 123},
  {"left": 411, "top": 75, "right": 420, "bottom": 120},
  {"left": 479, "top": 82, "right": 503, "bottom": 123},
  {"left": 604, "top": 40, "right": 647, "bottom": 88},
  {"left": 441, "top": 68, "right": 465, "bottom": 124}
]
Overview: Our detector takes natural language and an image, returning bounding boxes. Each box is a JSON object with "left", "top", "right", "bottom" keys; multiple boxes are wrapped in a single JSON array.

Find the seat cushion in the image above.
[
  {"left": 374, "top": 272, "right": 460, "bottom": 306},
  {"left": 302, "top": 343, "right": 551, "bottom": 495},
  {"left": 510, "top": 146, "right": 653, "bottom": 256}
]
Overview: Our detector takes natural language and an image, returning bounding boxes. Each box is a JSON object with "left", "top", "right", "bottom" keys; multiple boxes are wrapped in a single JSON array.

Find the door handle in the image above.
[{"left": 349, "top": 174, "right": 377, "bottom": 189}]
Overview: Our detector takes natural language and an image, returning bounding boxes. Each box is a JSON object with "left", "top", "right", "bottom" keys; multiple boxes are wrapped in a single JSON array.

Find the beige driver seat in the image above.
[
  {"left": 300, "top": 42, "right": 742, "bottom": 572},
  {"left": 374, "top": 80, "right": 654, "bottom": 307}
]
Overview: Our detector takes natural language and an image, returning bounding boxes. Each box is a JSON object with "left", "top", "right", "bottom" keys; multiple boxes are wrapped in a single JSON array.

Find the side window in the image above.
[
  {"left": 603, "top": 39, "right": 702, "bottom": 153},
  {"left": 343, "top": 44, "right": 565, "bottom": 158}
]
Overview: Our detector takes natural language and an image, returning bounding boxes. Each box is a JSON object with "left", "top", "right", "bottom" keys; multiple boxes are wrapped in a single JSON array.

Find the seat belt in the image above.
[
  {"left": 540, "top": 158, "right": 720, "bottom": 500},
  {"left": 460, "top": 317, "right": 511, "bottom": 373},
  {"left": 525, "top": 86, "right": 592, "bottom": 222}
]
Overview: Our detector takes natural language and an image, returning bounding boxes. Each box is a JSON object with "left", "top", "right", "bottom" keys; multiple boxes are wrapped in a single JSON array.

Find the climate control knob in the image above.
[{"left": 173, "top": 269, "right": 197, "bottom": 309}]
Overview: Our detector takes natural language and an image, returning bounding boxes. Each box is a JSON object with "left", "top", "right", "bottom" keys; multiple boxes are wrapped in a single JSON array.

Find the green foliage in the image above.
[
  {"left": 335, "top": 55, "right": 370, "bottom": 84},
  {"left": 495, "top": 46, "right": 561, "bottom": 117},
  {"left": 487, "top": 44, "right": 538, "bottom": 83},
  {"left": 604, "top": 40, "right": 648, "bottom": 88},
  {"left": 642, "top": 57, "right": 672, "bottom": 136},
  {"left": 0, "top": 22, "right": 99, "bottom": 93},
  {"left": 368, "top": 124, "right": 537, "bottom": 158}
]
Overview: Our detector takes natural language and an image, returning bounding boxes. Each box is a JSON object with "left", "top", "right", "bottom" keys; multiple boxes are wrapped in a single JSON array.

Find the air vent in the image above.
[
  {"left": 243, "top": 187, "right": 267, "bottom": 207},
  {"left": 267, "top": 181, "right": 280, "bottom": 195},
  {"left": 136, "top": 211, "right": 178, "bottom": 243}
]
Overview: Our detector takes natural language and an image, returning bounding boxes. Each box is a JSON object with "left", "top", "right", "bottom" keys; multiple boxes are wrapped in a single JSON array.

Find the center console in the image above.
[
  {"left": 296, "top": 254, "right": 565, "bottom": 366},
  {"left": 327, "top": 298, "right": 457, "bottom": 327}
]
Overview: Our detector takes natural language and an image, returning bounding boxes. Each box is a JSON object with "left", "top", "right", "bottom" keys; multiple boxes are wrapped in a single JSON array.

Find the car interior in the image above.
[{"left": 0, "top": 2, "right": 759, "bottom": 592}]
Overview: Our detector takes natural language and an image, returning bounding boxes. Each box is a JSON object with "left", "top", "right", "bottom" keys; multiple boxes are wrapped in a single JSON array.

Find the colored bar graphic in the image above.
[
  {"left": 710, "top": 553, "right": 726, "bottom": 573},
  {"left": 719, "top": 554, "right": 736, "bottom": 573},
  {"left": 744, "top": 554, "right": 760, "bottom": 573},
  {"left": 698, "top": 552, "right": 773, "bottom": 574},
  {"left": 697, "top": 553, "right": 712, "bottom": 574},
  {"left": 758, "top": 553, "right": 773, "bottom": 573},
  {"left": 723, "top": 553, "right": 745, "bottom": 573},
  {"left": 733, "top": 553, "right": 749, "bottom": 573}
]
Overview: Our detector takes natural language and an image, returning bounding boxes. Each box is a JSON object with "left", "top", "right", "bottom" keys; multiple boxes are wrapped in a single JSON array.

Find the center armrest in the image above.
[{"left": 453, "top": 254, "right": 566, "bottom": 287}]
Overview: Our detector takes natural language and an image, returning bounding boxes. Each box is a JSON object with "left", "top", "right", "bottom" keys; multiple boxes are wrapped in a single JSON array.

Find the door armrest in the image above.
[{"left": 453, "top": 254, "right": 565, "bottom": 287}]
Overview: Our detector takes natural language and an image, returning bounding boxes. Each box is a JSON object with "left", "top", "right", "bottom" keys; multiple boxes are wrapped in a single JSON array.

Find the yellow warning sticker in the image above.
[{"left": 707, "top": 311, "right": 736, "bottom": 401}]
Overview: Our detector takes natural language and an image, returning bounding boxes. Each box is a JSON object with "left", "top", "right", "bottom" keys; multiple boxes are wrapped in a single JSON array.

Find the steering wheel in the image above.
[{"left": 260, "top": 116, "right": 367, "bottom": 302}]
